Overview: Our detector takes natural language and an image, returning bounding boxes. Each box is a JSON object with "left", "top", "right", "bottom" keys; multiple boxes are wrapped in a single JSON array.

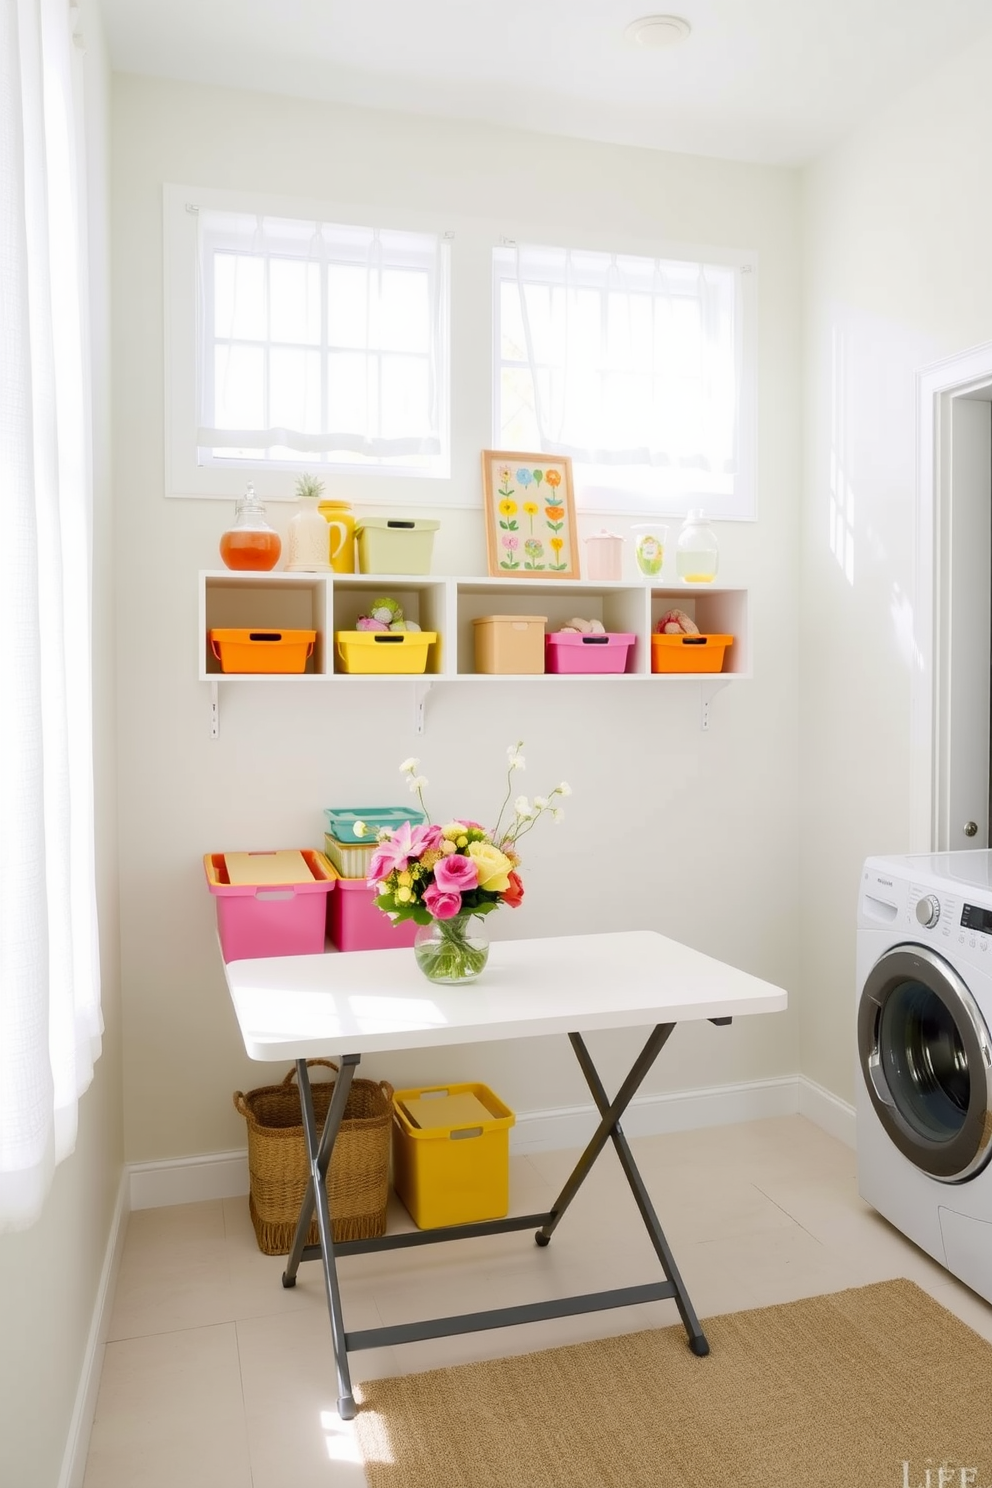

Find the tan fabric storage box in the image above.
[{"left": 472, "top": 615, "right": 547, "bottom": 674}]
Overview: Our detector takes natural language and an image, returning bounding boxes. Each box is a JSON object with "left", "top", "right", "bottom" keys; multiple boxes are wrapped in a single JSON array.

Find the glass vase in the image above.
[
  {"left": 219, "top": 483, "right": 282, "bottom": 572},
  {"left": 413, "top": 912, "right": 490, "bottom": 984},
  {"left": 675, "top": 509, "right": 719, "bottom": 583}
]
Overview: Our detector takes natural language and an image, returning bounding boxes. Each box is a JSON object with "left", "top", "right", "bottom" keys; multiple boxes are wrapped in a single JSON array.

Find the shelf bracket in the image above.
[
  {"left": 413, "top": 680, "right": 433, "bottom": 736},
  {"left": 209, "top": 681, "right": 219, "bottom": 740},
  {"left": 699, "top": 678, "right": 729, "bottom": 732}
]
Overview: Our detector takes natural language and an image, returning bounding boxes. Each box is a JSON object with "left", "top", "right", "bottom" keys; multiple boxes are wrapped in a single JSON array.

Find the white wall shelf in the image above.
[{"left": 199, "top": 570, "right": 750, "bottom": 733}]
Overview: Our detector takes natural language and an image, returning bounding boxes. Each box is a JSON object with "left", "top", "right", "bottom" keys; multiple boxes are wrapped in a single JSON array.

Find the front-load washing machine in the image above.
[{"left": 857, "top": 852, "right": 992, "bottom": 1303}]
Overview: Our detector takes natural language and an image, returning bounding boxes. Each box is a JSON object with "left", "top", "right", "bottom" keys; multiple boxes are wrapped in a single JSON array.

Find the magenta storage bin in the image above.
[
  {"left": 329, "top": 877, "right": 419, "bottom": 952},
  {"left": 544, "top": 632, "right": 635, "bottom": 674},
  {"left": 204, "top": 850, "right": 336, "bottom": 961}
]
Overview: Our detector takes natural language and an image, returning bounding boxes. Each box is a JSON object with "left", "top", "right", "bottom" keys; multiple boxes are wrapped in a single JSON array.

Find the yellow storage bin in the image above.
[
  {"left": 335, "top": 630, "right": 437, "bottom": 674},
  {"left": 472, "top": 615, "right": 547, "bottom": 674},
  {"left": 392, "top": 1083, "right": 515, "bottom": 1229}
]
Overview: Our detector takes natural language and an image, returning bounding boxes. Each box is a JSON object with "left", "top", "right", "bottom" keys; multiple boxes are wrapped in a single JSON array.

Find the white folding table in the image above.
[{"left": 223, "top": 929, "right": 787, "bottom": 1419}]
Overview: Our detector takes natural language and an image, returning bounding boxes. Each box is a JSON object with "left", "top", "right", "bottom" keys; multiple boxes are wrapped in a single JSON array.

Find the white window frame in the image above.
[
  {"left": 492, "top": 239, "right": 757, "bottom": 521},
  {"left": 163, "top": 185, "right": 451, "bottom": 500}
]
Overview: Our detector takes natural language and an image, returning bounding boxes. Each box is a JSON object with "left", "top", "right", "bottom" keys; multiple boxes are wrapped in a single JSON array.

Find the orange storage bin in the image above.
[
  {"left": 209, "top": 628, "right": 316, "bottom": 674},
  {"left": 651, "top": 633, "right": 733, "bottom": 674}
]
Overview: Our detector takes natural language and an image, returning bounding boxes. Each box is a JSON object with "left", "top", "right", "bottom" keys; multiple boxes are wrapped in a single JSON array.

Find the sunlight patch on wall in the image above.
[
  {"left": 888, "top": 581, "right": 921, "bottom": 673},
  {"left": 829, "top": 324, "right": 855, "bottom": 585}
]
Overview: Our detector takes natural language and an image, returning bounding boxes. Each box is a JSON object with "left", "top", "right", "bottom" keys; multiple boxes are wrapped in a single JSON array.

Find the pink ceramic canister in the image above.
[{"left": 583, "top": 530, "right": 625, "bottom": 581}]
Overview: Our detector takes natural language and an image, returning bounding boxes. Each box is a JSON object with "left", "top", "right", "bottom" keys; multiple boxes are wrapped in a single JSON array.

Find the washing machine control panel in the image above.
[
  {"left": 961, "top": 902, "right": 992, "bottom": 935},
  {"left": 915, "top": 894, "right": 941, "bottom": 928}
]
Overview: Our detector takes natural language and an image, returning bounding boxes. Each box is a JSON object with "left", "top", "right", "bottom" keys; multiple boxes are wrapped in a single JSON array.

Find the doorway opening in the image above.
[{"left": 915, "top": 345, "right": 992, "bottom": 853}]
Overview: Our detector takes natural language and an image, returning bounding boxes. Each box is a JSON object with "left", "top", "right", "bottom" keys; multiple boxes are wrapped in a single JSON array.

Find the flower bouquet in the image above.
[{"left": 364, "top": 743, "right": 570, "bottom": 983}]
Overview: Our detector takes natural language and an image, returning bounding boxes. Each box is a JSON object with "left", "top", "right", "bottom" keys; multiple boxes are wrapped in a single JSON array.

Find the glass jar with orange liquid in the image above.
[{"left": 219, "top": 484, "right": 282, "bottom": 572}]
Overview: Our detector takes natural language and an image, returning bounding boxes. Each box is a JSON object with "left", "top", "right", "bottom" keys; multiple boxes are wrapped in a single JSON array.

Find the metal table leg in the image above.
[
  {"left": 281, "top": 1054, "right": 361, "bottom": 1420},
  {"left": 535, "top": 1024, "right": 709, "bottom": 1355}
]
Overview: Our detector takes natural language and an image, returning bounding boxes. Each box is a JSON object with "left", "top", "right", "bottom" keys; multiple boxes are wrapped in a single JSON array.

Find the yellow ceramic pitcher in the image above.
[{"left": 318, "top": 499, "right": 356, "bottom": 573}]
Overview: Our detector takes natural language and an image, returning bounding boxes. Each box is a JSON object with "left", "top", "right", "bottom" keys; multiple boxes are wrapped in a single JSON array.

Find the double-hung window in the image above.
[
  {"left": 494, "top": 242, "right": 755, "bottom": 518},
  {"left": 165, "top": 189, "right": 450, "bottom": 496}
]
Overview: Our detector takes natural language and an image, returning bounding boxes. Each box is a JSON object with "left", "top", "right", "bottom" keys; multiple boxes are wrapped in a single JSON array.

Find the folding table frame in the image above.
[{"left": 282, "top": 1018, "right": 731, "bottom": 1421}]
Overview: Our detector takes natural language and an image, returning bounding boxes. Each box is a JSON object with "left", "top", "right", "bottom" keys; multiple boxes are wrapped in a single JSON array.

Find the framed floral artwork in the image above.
[{"left": 481, "top": 451, "right": 579, "bottom": 578}]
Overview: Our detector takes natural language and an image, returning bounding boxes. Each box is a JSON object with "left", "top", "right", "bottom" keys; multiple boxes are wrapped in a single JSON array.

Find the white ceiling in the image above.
[{"left": 99, "top": 0, "right": 992, "bottom": 166}]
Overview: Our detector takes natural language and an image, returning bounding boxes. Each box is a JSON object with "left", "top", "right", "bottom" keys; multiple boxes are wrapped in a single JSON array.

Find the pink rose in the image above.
[
  {"left": 422, "top": 883, "right": 463, "bottom": 919},
  {"left": 433, "top": 852, "right": 479, "bottom": 894}
]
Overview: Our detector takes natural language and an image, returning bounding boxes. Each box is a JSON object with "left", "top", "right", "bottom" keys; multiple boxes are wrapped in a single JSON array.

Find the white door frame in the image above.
[{"left": 912, "top": 341, "right": 992, "bottom": 852}]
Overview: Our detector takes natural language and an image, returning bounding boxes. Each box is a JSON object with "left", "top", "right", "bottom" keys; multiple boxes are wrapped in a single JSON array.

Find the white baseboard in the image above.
[
  {"left": 59, "top": 1168, "right": 130, "bottom": 1488},
  {"left": 129, "top": 1149, "right": 251, "bottom": 1210},
  {"left": 797, "top": 1075, "right": 856, "bottom": 1148},
  {"left": 126, "top": 1074, "right": 841, "bottom": 1208},
  {"left": 512, "top": 1074, "right": 801, "bottom": 1154}
]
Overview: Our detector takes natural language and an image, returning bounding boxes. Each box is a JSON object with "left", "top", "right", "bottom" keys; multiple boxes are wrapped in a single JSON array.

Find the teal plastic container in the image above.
[{"left": 322, "top": 806, "right": 427, "bottom": 878}]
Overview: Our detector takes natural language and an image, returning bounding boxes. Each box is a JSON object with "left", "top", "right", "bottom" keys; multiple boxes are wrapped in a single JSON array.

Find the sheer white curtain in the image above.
[
  {"left": 501, "top": 243, "right": 741, "bottom": 472},
  {"left": 0, "top": 0, "right": 102, "bottom": 1230}
]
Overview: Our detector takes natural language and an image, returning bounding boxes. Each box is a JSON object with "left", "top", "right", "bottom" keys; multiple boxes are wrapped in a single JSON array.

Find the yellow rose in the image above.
[
  {"left": 441, "top": 821, "right": 467, "bottom": 840},
  {"left": 467, "top": 841, "right": 513, "bottom": 892}
]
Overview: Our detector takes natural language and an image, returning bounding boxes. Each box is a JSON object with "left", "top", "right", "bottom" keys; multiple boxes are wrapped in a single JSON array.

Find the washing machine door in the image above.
[{"left": 859, "top": 943, "right": 992, "bottom": 1181}]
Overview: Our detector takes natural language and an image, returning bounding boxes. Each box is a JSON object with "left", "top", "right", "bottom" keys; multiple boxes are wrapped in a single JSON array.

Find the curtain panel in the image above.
[{"left": 0, "top": 0, "right": 102, "bottom": 1230}]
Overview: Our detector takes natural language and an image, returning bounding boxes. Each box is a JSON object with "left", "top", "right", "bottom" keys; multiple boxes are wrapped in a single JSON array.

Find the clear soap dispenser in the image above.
[
  {"left": 219, "top": 483, "right": 282, "bottom": 572},
  {"left": 675, "top": 509, "right": 719, "bottom": 583}
]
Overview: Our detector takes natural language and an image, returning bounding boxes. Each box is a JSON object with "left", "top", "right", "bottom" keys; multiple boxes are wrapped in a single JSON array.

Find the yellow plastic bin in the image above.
[
  {"left": 391, "top": 1084, "right": 515, "bottom": 1228},
  {"left": 355, "top": 518, "right": 440, "bottom": 575},
  {"left": 335, "top": 630, "right": 437, "bottom": 674},
  {"left": 472, "top": 615, "right": 547, "bottom": 674}
]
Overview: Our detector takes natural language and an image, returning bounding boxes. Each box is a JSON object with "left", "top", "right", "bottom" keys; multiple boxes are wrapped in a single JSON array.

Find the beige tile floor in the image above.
[{"left": 82, "top": 1115, "right": 992, "bottom": 1488}]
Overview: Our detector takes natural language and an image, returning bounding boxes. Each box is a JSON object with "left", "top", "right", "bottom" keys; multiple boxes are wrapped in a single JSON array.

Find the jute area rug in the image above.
[{"left": 353, "top": 1280, "right": 992, "bottom": 1488}]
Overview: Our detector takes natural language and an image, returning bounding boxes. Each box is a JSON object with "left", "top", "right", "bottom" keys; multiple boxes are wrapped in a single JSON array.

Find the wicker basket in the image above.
[{"left": 233, "top": 1059, "right": 393, "bottom": 1255}]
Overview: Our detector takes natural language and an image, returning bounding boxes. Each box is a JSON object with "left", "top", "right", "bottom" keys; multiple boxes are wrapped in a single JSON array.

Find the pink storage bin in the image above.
[
  {"left": 204, "top": 850, "right": 336, "bottom": 961},
  {"left": 545, "top": 632, "right": 635, "bottom": 674},
  {"left": 330, "top": 877, "right": 419, "bottom": 952}
]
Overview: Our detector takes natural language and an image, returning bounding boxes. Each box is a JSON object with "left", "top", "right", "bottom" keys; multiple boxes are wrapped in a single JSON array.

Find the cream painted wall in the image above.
[
  {"left": 113, "top": 75, "right": 802, "bottom": 1163},
  {"left": 0, "top": 6, "right": 123, "bottom": 1486},
  {"left": 801, "top": 27, "right": 992, "bottom": 1102}
]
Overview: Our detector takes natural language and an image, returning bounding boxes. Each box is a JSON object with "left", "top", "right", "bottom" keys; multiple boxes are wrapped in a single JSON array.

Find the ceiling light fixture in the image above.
[{"left": 625, "top": 15, "right": 692, "bottom": 49}]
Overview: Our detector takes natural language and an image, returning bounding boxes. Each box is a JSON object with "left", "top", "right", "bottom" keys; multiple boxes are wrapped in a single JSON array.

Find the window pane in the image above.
[
  {"left": 270, "top": 348, "right": 321, "bottom": 433},
  {"left": 606, "top": 290, "right": 653, "bottom": 373},
  {"left": 214, "top": 253, "right": 265, "bottom": 341},
  {"left": 269, "top": 258, "right": 320, "bottom": 345},
  {"left": 656, "top": 296, "right": 703, "bottom": 376},
  {"left": 328, "top": 351, "right": 374, "bottom": 434},
  {"left": 499, "top": 367, "right": 538, "bottom": 448},
  {"left": 522, "top": 283, "right": 554, "bottom": 365},
  {"left": 328, "top": 265, "right": 370, "bottom": 350},
  {"left": 570, "top": 286, "right": 600, "bottom": 354},
  {"left": 500, "top": 282, "right": 527, "bottom": 361},
  {"left": 380, "top": 269, "right": 429, "bottom": 353},
  {"left": 214, "top": 345, "right": 264, "bottom": 429},
  {"left": 380, "top": 354, "right": 429, "bottom": 437}
]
